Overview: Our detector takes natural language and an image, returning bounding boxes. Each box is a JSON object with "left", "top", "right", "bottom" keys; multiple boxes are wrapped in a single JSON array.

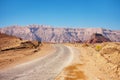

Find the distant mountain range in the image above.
[{"left": 0, "top": 25, "right": 120, "bottom": 43}]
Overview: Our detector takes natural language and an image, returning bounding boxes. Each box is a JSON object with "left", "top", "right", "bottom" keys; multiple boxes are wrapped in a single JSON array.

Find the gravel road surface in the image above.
[{"left": 0, "top": 44, "right": 73, "bottom": 80}]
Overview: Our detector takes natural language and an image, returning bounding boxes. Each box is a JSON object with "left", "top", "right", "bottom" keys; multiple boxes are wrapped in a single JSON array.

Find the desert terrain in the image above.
[
  {"left": 0, "top": 33, "right": 55, "bottom": 70},
  {"left": 0, "top": 33, "right": 75, "bottom": 80},
  {"left": 0, "top": 32, "right": 120, "bottom": 80},
  {"left": 0, "top": 0, "right": 120, "bottom": 79},
  {"left": 56, "top": 42, "right": 120, "bottom": 80}
]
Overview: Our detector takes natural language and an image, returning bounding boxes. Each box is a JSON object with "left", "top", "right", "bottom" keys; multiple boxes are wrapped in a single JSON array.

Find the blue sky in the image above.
[{"left": 0, "top": 0, "right": 120, "bottom": 30}]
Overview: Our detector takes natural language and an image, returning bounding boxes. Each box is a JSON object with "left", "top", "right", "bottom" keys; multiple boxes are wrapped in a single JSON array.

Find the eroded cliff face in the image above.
[
  {"left": 87, "top": 33, "right": 111, "bottom": 43},
  {"left": 0, "top": 25, "right": 120, "bottom": 43}
]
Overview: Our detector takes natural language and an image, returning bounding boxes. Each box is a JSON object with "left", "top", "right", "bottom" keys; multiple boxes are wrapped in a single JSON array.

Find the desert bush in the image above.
[
  {"left": 82, "top": 43, "right": 89, "bottom": 47},
  {"left": 95, "top": 45, "right": 102, "bottom": 51}
]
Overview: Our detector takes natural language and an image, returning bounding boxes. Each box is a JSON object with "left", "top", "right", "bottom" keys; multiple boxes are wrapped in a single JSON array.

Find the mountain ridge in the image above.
[{"left": 0, "top": 25, "right": 120, "bottom": 43}]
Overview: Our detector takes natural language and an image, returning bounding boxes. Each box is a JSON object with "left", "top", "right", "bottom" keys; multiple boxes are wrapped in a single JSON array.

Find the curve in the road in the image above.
[{"left": 0, "top": 44, "right": 73, "bottom": 80}]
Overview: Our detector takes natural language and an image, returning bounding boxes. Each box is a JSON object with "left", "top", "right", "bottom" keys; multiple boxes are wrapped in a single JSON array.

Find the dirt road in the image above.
[{"left": 0, "top": 44, "right": 73, "bottom": 80}]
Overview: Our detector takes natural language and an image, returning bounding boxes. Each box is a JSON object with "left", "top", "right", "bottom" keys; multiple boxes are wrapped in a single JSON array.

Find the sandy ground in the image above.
[
  {"left": 0, "top": 41, "right": 120, "bottom": 80},
  {"left": 56, "top": 42, "right": 120, "bottom": 80},
  {"left": 0, "top": 43, "right": 55, "bottom": 70}
]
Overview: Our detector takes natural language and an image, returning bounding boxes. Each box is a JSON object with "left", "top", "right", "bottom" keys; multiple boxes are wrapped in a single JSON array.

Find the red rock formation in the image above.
[{"left": 87, "top": 33, "right": 111, "bottom": 43}]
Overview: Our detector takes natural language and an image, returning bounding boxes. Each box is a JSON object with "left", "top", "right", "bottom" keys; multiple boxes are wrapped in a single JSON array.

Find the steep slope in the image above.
[
  {"left": 0, "top": 32, "right": 40, "bottom": 51},
  {"left": 0, "top": 25, "right": 120, "bottom": 43},
  {"left": 87, "top": 33, "right": 111, "bottom": 43},
  {"left": 0, "top": 32, "right": 22, "bottom": 51}
]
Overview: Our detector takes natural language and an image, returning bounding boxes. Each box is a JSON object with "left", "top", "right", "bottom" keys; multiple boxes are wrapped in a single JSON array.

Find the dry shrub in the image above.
[{"left": 82, "top": 43, "right": 89, "bottom": 47}]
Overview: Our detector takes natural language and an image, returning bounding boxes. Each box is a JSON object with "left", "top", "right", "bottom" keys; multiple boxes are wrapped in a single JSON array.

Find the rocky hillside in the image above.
[
  {"left": 0, "top": 25, "right": 120, "bottom": 43},
  {"left": 87, "top": 33, "right": 111, "bottom": 43},
  {"left": 0, "top": 32, "right": 40, "bottom": 51},
  {"left": 0, "top": 32, "right": 22, "bottom": 51}
]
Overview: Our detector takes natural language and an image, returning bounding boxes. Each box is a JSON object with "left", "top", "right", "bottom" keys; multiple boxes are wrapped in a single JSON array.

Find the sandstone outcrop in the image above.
[{"left": 87, "top": 33, "right": 111, "bottom": 43}]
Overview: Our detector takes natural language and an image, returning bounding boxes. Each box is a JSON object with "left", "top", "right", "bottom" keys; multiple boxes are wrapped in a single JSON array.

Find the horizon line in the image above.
[{"left": 0, "top": 24, "right": 117, "bottom": 30}]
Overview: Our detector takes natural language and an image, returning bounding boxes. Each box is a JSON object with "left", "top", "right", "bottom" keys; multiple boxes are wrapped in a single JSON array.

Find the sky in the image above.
[{"left": 0, "top": 0, "right": 120, "bottom": 30}]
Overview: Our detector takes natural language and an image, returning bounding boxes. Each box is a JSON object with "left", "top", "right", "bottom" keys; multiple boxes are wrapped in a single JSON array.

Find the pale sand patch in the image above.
[{"left": 0, "top": 43, "right": 55, "bottom": 70}]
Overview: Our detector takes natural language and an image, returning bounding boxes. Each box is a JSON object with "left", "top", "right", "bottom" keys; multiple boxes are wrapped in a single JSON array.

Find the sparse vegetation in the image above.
[{"left": 95, "top": 45, "right": 102, "bottom": 51}]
